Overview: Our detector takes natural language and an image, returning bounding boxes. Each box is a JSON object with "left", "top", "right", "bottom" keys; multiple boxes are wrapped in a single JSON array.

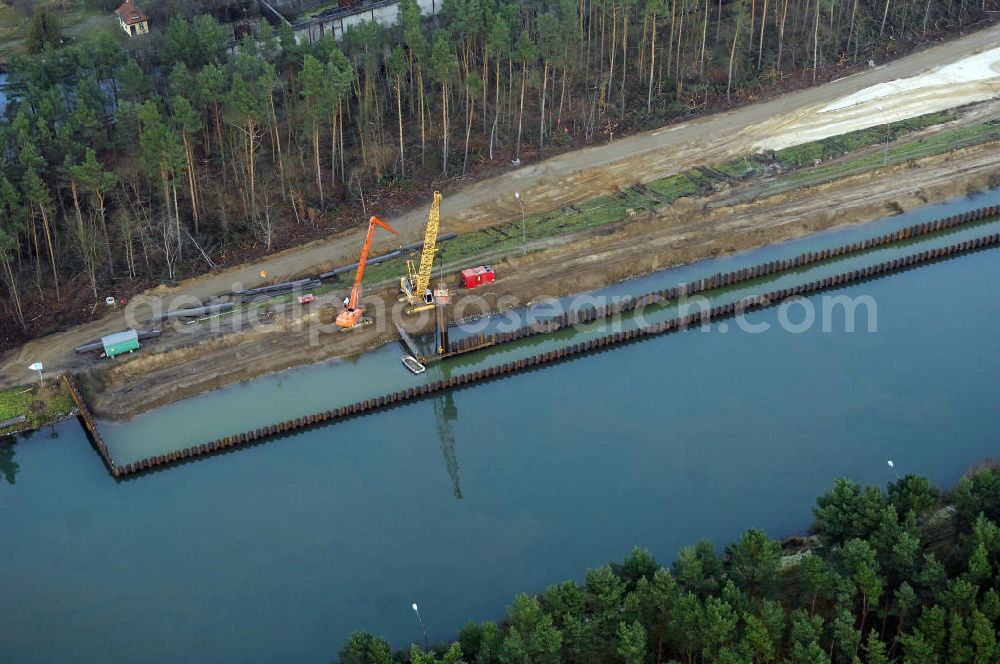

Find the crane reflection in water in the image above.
[{"left": 433, "top": 391, "right": 462, "bottom": 500}]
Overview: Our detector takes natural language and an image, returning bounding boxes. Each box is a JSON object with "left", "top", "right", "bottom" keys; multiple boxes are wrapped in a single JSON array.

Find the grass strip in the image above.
[{"left": 0, "top": 382, "right": 75, "bottom": 434}]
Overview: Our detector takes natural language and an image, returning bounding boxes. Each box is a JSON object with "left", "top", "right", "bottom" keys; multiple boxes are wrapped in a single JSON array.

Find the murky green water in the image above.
[{"left": 2, "top": 191, "right": 999, "bottom": 663}]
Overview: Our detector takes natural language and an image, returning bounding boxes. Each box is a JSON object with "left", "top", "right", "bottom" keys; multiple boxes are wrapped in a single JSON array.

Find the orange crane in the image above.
[{"left": 336, "top": 215, "right": 398, "bottom": 329}]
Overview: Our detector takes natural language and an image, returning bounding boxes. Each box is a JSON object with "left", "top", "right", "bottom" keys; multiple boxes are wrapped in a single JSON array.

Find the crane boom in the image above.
[
  {"left": 401, "top": 192, "right": 443, "bottom": 310},
  {"left": 415, "top": 192, "right": 442, "bottom": 297},
  {"left": 337, "top": 215, "right": 398, "bottom": 329}
]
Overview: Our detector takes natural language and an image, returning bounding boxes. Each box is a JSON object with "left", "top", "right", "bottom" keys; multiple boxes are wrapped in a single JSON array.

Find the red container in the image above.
[{"left": 461, "top": 266, "right": 495, "bottom": 289}]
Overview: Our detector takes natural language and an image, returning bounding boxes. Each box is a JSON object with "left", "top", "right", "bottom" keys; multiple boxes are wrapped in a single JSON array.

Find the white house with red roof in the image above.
[{"left": 114, "top": 1, "right": 149, "bottom": 37}]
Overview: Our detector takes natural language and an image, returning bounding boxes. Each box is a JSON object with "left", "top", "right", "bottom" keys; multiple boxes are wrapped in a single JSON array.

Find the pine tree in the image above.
[{"left": 25, "top": 7, "right": 60, "bottom": 55}]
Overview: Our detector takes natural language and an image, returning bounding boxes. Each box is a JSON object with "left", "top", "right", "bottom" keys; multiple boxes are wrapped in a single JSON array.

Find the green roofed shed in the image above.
[{"left": 102, "top": 329, "right": 140, "bottom": 358}]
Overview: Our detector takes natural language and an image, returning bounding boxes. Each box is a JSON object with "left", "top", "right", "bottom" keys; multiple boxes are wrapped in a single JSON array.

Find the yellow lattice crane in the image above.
[{"left": 400, "top": 191, "right": 442, "bottom": 313}]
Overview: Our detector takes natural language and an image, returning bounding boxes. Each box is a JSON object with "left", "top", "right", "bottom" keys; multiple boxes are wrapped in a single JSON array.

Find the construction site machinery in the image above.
[
  {"left": 336, "top": 215, "right": 399, "bottom": 329},
  {"left": 401, "top": 191, "right": 443, "bottom": 312},
  {"left": 434, "top": 289, "right": 450, "bottom": 354}
]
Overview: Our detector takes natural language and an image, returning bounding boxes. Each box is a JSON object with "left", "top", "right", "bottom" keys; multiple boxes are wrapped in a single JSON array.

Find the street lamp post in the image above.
[
  {"left": 874, "top": 103, "right": 890, "bottom": 164},
  {"left": 514, "top": 191, "right": 526, "bottom": 255},
  {"left": 412, "top": 602, "right": 428, "bottom": 652}
]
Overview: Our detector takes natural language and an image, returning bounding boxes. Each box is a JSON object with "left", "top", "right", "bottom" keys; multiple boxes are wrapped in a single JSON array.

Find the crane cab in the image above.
[
  {"left": 400, "top": 264, "right": 434, "bottom": 305},
  {"left": 336, "top": 306, "right": 364, "bottom": 328}
]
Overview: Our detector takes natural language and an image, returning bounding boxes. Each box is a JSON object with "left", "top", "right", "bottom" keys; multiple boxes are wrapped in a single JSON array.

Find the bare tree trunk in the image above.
[
  {"left": 213, "top": 102, "right": 224, "bottom": 162},
  {"left": 717, "top": 0, "right": 723, "bottom": 41},
  {"left": 339, "top": 101, "right": 346, "bottom": 184},
  {"left": 847, "top": 0, "right": 859, "bottom": 55},
  {"left": 268, "top": 91, "right": 287, "bottom": 201},
  {"left": 27, "top": 207, "right": 41, "bottom": 293},
  {"left": 507, "top": 58, "right": 514, "bottom": 131},
  {"left": 639, "top": 14, "right": 648, "bottom": 80},
  {"left": 396, "top": 74, "right": 405, "bottom": 177},
  {"left": 418, "top": 66, "right": 427, "bottom": 165},
  {"left": 330, "top": 109, "right": 337, "bottom": 188},
  {"left": 462, "top": 93, "right": 474, "bottom": 175},
  {"left": 441, "top": 79, "right": 450, "bottom": 175},
  {"left": 0, "top": 252, "right": 24, "bottom": 329},
  {"left": 777, "top": 0, "right": 789, "bottom": 70},
  {"left": 490, "top": 58, "right": 501, "bottom": 159},
  {"left": 38, "top": 204, "right": 59, "bottom": 300},
  {"left": 70, "top": 178, "right": 98, "bottom": 298},
  {"left": 727, "top": 15, "right": 742, "bottom": 102},
  {"left": 181, "top": 129, "right": 200, "bottom": 233},
  {"left": 558, "top": 62, "right": 568, "bottom": 126},
  {"left": 674, "top": 0, "right": 687, "bottom": 98},
  {"left": 170, "top": 175, "right": 183, "bottom": 268},
  {"left": 758, "top": 0, "right": 769, "bottom": 68},
  {"left": 667, "top": 0, "right": 676, "bottom": 83},
  {"left": 313, "top": 118, "right": 323, "bottom": 205},
  {"left": 539, "top": 61, "right": 549, "bottom": 148},
  {"left": 94, "top": 190, "right": 113, "bottom": 275},
  {"left": 619, "top": 11, "right": 629, "bottom": 117},
  {"left": 245, "top": 120, "right": 258, "bottom": 220},
  {"left": 648, "top": 10, "right": 658, "bottom": 112},
  {"left": 813, "top": 0, "right": 821, "bottom": 83},
  {"left": 482, "top": 50, "right": 489, "bottom": 135},
  {"left": 700, "top": 0, "right": 709, "bottom": 78},
  {"left": 881, "top": 0, "right": 892, "bottom": 35},
  {"left": 607, "top": 0, "right": 617, "bottom": 113},
  {"left": 172, "top": 182, "right": 182, "bottom": 262},
  {"left": 515, "top": 61, "right": 527, "bottom": 160}
]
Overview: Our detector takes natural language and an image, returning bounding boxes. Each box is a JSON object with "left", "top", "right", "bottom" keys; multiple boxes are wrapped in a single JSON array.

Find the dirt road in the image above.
[{"left": 4, "top": 24, "right": 1000, "bottom": 387}]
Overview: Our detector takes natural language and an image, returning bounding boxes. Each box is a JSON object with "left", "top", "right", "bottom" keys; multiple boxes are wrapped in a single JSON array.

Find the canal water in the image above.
[{"left": 2, "top": 194, "right": 1000, "bottom": 662}]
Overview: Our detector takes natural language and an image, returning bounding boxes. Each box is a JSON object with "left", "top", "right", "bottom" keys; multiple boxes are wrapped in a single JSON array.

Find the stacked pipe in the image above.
[
  {"left": 317, "top": 233, "right": 459, "bottom": 281},
  {"left": 112, "top": 230, "right": 1000, "bottom": 477},
  {"left": 74, "top": 329, "right": 162, "bottom": 355},
  {"left": 233, "top": 278, "right": 322, "bottom": 301}
]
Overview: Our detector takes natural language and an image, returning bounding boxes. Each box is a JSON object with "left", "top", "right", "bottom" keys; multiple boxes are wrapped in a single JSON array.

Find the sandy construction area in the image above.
[{"left": 760, "top": 46, "right": 1000, "bottom": 150}]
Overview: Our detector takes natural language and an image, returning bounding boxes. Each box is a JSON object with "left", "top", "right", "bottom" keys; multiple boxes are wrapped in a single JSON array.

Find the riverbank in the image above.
[
  {"left": 361, "top": 467, "right": 1000, "bottom": 664},
  {"left": 0, "top": 380, "right": 75, "bottom": 436},
  {"left": 83, "top": 123, "right": 1000, "bottom": 421},
  {"left": 104, "top": 224, "right": 1000, "bottom": 476}
]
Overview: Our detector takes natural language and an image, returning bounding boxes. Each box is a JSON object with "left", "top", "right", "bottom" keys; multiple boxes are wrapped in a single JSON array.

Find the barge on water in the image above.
[{"left": 401, "top": 356, "right": 426, "bottom": 374}]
